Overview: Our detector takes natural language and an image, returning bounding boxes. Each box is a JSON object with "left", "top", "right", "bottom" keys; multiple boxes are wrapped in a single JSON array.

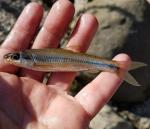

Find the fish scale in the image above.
[{"left": 22, "top": 49, "right": 119, "bottom": 72}]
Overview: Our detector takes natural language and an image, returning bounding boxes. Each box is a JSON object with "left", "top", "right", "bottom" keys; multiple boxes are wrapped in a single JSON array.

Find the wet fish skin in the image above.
[
  {"left": 3, "top": 48, "right": 119, "bottom": 72},
  {"left": 4, "top": 48, "right": 147, "bottom": 86}
]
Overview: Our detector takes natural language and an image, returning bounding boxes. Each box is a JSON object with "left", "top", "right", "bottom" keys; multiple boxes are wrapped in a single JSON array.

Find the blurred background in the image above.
[{"left": 0, "top": 0, "right": 150, "bottom": 129}]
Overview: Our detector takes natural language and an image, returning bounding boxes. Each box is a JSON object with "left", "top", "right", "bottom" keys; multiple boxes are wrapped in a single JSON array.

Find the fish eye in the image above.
[{"left": 11, "top": 53, "right": 20, "bottom": 60}]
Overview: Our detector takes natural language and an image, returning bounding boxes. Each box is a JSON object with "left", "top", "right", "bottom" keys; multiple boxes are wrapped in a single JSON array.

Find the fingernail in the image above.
[
  {"left": 80, "top": 14, "right": 91, "bottom": 26},
  {"left": 55, "top": 0, "right": 61, "bottom": 10},
  {"left": 25, "top": 3, "right": 42, "bottom": 16},
  {"left": 81, "top": 14, "right": 98, "bottom": 27},
  {"left": 25, "top": 3, "right": 35, "bottom": 16}
]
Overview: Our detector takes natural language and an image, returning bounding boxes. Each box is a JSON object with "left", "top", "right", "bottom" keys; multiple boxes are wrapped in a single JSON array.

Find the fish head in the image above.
[
  {"left": 4, "top": 52, "right": 21, "bottom": 65},
  {"left": 3, "top": 52, "right": 34, "bottom": 68}
]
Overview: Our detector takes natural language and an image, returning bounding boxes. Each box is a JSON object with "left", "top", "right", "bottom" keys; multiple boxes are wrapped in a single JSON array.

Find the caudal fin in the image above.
[
  {"left": 129, "top": 61, "right": 147, "bottom": 70},
  {"left": 124, "top": 61, "right": 147, "bottom": 86},
  {"left": 124, "top": 72, "right": 141, "bottom": 86}
]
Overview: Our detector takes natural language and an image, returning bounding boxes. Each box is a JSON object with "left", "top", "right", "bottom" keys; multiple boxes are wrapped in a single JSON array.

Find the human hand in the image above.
[{"left": 0, "top": 0, "right": 130, "bottom": 129}]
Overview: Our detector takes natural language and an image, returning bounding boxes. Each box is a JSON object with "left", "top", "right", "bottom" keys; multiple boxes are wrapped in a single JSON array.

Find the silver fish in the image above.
[{"left": 3, "top": 48, "right": 147, "bottom": 86}]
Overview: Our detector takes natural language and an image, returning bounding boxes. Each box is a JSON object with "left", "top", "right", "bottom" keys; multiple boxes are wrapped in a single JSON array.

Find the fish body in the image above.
[
  {"left": 4, "top": 48, "right": 119, "bottom": 73},
  {"left": 3, "top": 48, "right": 147, "bottom": 86}
]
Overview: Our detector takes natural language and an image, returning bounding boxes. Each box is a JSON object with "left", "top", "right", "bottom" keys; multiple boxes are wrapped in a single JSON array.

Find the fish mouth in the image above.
[
  {"left": 3, "top": 52, "right": 22, "bottom": 67},
  {"left": 3, "top": 53, "right": 12, "bottom": 59},
  {"left": 3, "top": 53, "right": 17, "bottom": 64},
  {"left": 3, "top": 53, "right": 13, "bottom": 61}
]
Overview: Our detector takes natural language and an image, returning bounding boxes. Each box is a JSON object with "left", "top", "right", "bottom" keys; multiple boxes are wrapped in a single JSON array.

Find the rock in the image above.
[
  {"left": 130, "top": 98, "right": 150, "bottom": 117},
  {"left": 74, "top": 0, "right": 150, "bottom": 102},
  {"left": 0, "top": 0, "right": 30, "bottom": 44},
  {"left": 138, "top": 118, "right": 150, "bottom": 129},
  {"left": 147, "top": 0, "right": 150, "bottom": 4},
  {"left": 90, "top": 105, "right": 133, "bottom": 129},
  {"left": 118, "top": 99, "right": 150, "bottom": 129}
]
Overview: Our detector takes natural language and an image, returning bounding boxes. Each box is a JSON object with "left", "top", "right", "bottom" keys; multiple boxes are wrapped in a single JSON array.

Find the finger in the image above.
[
  {"left": 75, "top": 54, "right": 131, "bottom": 118},
  {"left": 1, "top": 2, "right": 43, "bottom": 50},
  {"left": 0, "top": 3, "right": 43, "bottom": 73},
  {"left": 48, "top": 14, "right": 98, "bottom": 90},
  {"left": 20, "top": 0, "right": 75, "bottom": 81}
]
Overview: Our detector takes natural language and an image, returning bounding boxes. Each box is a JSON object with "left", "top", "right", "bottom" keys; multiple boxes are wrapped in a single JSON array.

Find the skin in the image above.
[{"left": 0, "top": 0, "right": 131, "bottom": 129}]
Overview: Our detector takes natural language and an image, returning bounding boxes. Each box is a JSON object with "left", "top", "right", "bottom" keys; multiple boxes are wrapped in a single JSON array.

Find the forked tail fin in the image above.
[
  {"left": 124, "top": 61, "right": 148, "bottom": 86},
  {"left": 129, "top": 61, "right": 147, "bottom": 70},
  {"left": 124, "top": 72, "right": 141, "bottom": 86}
]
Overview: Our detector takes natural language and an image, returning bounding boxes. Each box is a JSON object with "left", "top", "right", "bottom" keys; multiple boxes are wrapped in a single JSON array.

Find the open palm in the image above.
[{"left": 0, "top": 0, "right": 130, "bottom": 129}]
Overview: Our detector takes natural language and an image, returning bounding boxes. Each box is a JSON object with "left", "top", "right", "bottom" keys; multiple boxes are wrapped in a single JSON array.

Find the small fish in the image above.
[{"left": 3, "top": 48, "right": 147, "bottom": 86}]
